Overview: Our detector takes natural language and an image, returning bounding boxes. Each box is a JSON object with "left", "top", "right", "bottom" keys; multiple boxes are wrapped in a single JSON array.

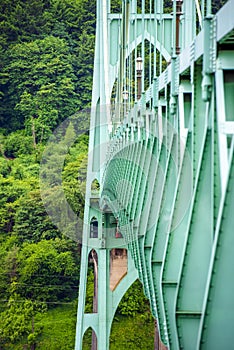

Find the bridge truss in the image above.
[{"left": 75, "top": 0, "right": 234, "bottom": 349}]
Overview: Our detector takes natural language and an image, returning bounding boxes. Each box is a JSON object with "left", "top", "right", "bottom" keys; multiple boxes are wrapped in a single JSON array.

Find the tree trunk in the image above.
[
  {"left": 31, "top": 118, "right": 37, "bottom": 149},
  {"left": 30, "top": 315, "right": 36, "bottom": 350}
]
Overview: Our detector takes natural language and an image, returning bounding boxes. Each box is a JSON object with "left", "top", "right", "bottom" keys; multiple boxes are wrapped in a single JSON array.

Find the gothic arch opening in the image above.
[
  {"left": 109, "top": 279, "right": 158, "bottom": 348},
  {"left": 90, "top": 217, "right": 98, "bottom": 238},
  {"left": 109, "top": 248, "right": 127, "bottom": 291},
  {"left": 85, "top": 250, "right": 98, "bottom": 314},
  {"left": 82, "top": 327, "right": 97, "bottom": 350},
  {"left": 91, "top": 178, "right": 100, "bottom": 193}
]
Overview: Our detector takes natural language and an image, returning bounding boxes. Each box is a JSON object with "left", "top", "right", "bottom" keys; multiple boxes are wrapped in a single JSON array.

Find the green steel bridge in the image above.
[{"left": 75, "top": 0, "right": 234, "bottom": 348}]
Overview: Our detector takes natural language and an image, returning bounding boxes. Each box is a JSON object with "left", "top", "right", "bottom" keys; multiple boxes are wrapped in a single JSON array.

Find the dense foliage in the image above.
[
  {"left": 0, "top": 0, "right": 95, "bottom": 133},
  {"left": 0, "top": 131, "right": 88, "bottom": 348}
]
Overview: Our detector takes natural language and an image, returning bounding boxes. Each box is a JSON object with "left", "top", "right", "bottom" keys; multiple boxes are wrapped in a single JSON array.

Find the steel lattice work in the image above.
[{"left": 75, "top": 0, "right": 234, "bottom": 349}]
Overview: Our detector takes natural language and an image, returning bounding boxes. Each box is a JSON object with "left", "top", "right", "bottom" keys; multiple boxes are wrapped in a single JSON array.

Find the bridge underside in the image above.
[{"left": 76, "top": 1, "right": 234, "bottom": 349}]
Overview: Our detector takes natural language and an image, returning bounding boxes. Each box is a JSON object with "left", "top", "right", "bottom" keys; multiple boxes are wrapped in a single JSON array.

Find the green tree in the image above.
[
  {"left": 0, "top": 0, "right": 50, "bottom": 47},
  {"left": 0, "top": 241, "right": 18, "bottom": 299},
  {"left": 1, "top": 36, "right": 78, "bottom": 136},
  {"left": 62, "top": 132, "right": 88, "bottom": 214},
  {"left": 3, "top": 130, "right": 33, "bottom": 158},
  {"left": 0, "top": 0, "right": 96, "bottom": 131},
  {"left": 74, "top": 30, "right": 95, "bottom": 110},
  {"left": 13, "top": 190, "right": 60, "bottom": 243},
  {"left": 117, "top": 279, "right": 150, "bottom": 317},
  {"left": 15, "top": 239, "right": 79, "bottom": 302},
  {"left": 0, "top": 294, "right": 46, "bottom": 349},
  {"left": 0, "top": 175, "right": 33, "bottom": 234}
]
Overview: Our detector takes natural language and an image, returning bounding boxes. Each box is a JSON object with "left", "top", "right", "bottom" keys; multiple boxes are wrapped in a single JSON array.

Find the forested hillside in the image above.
[{"left": 0, "top": 0, "right": 154, "bottom": 349}]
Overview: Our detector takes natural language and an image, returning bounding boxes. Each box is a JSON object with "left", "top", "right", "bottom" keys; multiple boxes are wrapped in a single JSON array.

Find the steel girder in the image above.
[{"left": 76, "top": 0, "right": 234, "bottom": 349}]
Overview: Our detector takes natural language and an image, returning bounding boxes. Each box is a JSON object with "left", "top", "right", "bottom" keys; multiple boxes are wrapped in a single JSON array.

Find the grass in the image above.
[
  {"left": 36, "top": 303, "right": 77, "bottom": 350},
  {"left": 110, "top": 313, "right": 155, "bottom": 350},
  {"left": 4, "top": 301, "right": 155, "bottom": 349}
]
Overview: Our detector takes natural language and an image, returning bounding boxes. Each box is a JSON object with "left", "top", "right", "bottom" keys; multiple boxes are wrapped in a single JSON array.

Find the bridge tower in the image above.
[
  {"left": 74, "top": 0, "right": 138, "bottom": 349},
  {"left": 76, "top": 0, "right": 234, "bottom": 349}
]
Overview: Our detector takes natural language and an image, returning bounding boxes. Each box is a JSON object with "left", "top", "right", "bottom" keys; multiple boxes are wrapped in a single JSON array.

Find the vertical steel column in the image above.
[{"left": 75, "top": 1, "right": 138, "bottom": 349}]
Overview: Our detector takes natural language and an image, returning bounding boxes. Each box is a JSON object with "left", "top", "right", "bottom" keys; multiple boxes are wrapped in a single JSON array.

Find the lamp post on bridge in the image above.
[
  {"left": 175, "top": 0, "right": 183, "bottom": 54},
  {"left": 122, "top": 90, "right": 129, "bottom": 120},
  {"left": 136, "top": 56, "right": 143, "bottom": 100}
]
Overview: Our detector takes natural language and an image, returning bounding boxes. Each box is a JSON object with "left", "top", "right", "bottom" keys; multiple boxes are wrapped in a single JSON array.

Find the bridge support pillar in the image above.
[{"left": 75, "top": 210, "right": 138, "bottom": 350}]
